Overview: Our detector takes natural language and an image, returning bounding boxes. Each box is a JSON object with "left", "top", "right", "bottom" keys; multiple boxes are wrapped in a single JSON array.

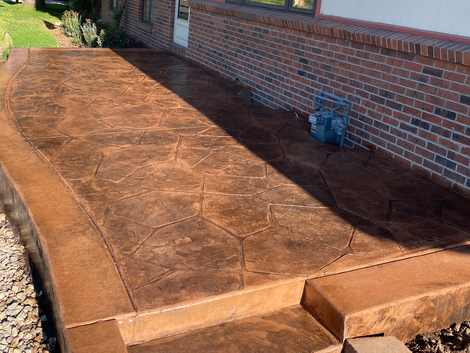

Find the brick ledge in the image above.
[{"left": 189, "top": 0, "right": 470, "bottom": 66}]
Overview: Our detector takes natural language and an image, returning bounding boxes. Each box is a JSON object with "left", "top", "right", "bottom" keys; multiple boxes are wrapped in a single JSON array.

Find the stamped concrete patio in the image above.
[{"left": 1, "top": 48, "right": 470, "bottom": 352}]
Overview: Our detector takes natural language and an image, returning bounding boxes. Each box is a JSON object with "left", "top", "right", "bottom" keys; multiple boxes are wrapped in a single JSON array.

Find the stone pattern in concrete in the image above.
[
  {"left": 128, "top": 305, "right": 341, "bottom": 353},
  {"left": 7, "top": 48, "right": 470, "bottom": 315},
  {"left": 0, "top": 48, "right": 135, "bottom": 350}
]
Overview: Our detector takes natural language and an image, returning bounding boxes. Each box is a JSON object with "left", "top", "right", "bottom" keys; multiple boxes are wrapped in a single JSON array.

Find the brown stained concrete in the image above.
[
  {"left": 0, "top": 49, "right": 134, "bottom": 351},
  {"left": 304, "top": 247, "right": 470, "bottom": 343},
  {"left": 66, "top": 320, "right": 127, "bottom": 353},
  {"left": 1, "top": 48, "right": 470, "bottom": 348},
  {"left": 128, "top": 306, "right": 341, "bottom": 353}
]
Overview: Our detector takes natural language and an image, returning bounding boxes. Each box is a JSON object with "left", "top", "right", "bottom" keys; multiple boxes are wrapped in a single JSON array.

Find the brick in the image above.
[
  {"left": 461, "top": 147, "right": 470, "bottom": 156},
  {"left": 393, "top": 111, "right": 412, "bottom": 123},
  {"left": 454, "top": 152, "right": 470, "bottom": 166},
  {"left": 377, "top": 130, "right": 396, "bottom": 143},
  {"left": 403, "top": 61, "right": 423, "bottom": 72},
  {"left": 386, "top": 100, "right": 403, "bottom": 111},
  {"left": 415, "top": 56, "right": 435, "bottom": 66},
  {"left": 443, "top": 120, "right": 466, "bottom": 134},
  {"left": 435, "top": 60, "right": 457, "bottom": 71},
  {"left": 413, "top": 100, "right": 434, "bottom": 113},
  {"left": 438, "top": 137, "right": 462, "bottom": 153},
  {"left": 419, "top": 130, "right": 439, "bottom": 143},
  {"left": 407, "top": 135, "right": 426, "bottom": 148},
  {"left": 370, "top": 95, "right": 385, "bottom": 105},
  {"left": 398, "top": 78, "right": 418, "bottom": 89},
  {"left": 373, "top": 120, "right": 390, "bottom": 131},
  {"left": 411, "top": 117, "right": 431, "bottom": 130},
  {"left": 446, "top": 101, "right": 469, "bottom": 115},
  {"left": 396, "top": 95, "right": 415, "bottom": 106},
  {"left": 410, "top": 72, "right": 429, "bottom": 83},
  {"left": 417, "top": 83, "right": 437, "bottom": 95},
  {"left": 416, "top": 146, "right": 436, "bottom": 160},
  {"left": 453, "top": 133, "right": 470, "bottom": 146},
  {"left": 422, "top": 66, "right": 444, "bottom": 78},
  {"left": 443, "top": 169, "right": 465, "bottom": 183},
  {"left": 388, "top": 84, "right": 406, "bottom": 94},
  {"left": 458, "top": 164, "right": 470, "bottom": 177},
  {"left": 423, "top": 159, "right": 444, "bottom": 174},
  {"left": 406, "top": 89, "right": 425, "bottom": 101},
  {"left": 444, "top": 71, "right": 466, "bottom": 83},
  {"left": 439, "top": 90, "right": 460, "bottom": 103},
  {"left": 387, "top": 143, "right": 405, "bottom": 156},
  {"left": 434, "top": 107, "right": 457, "bottom": 120},
  {"left": 429, "top": 77, "right": 450, "bottom": 89},
  {"left": 403, "top": 105, "right": 421, "bottom": 117},
  {"left": 460, "top": 95, "right": 470, "bottom": 105},
  {"left": 427, "top": 142, "right": 447, "bottom": 156},
  {"left": 404, "top": 151, "right": 423, "bottom": 164},
  {"left": 426, "top": 94, "right": 446, "bottom": 107},
  {"left": 431, "top": 125, "right": 452, "bottom": 139}
]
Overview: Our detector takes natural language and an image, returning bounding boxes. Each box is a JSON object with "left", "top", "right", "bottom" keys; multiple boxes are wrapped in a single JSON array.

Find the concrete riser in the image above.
[{"left": 303, "top": 248, "right": 470, "bottom": 342}]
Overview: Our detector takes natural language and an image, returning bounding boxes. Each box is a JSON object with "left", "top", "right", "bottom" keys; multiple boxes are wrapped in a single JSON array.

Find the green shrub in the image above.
[
  {"left": 61, "top": 10, "right": 81, "bottom": 44},
  {"left": 99, "top": 26, "right": 128, "bottom": 48},
  {"left": 71, "top": 0, "right": 93, "bottom": 18}
]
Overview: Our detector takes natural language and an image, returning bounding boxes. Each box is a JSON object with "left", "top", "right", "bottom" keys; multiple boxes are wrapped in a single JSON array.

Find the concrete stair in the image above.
[
  {"left": 126, "top": 305, "right": 341, "bottom": 353},
  {"left": 67, "top": 247, "right": 470, "bottom": 352}
]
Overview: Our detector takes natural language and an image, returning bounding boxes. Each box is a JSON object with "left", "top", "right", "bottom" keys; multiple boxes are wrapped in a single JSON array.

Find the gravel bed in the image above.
[
  {"left": 407, "top": 322, "right": 470, "bottom": 353},
  {"left": 0, "top": 210, "right": 57, "bottom": 352}
]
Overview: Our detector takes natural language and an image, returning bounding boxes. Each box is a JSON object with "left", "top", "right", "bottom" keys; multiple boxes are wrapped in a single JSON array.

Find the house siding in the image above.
[{"left": 320, "top": 0, "right": 470, "bottom": 38}]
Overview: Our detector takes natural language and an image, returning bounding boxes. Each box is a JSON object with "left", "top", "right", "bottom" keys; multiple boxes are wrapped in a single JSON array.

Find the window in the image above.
[
  {"left": 177, "top": 0, "right": 189, "bottom": 21},
  {"left": 142, "top": 0, "right": 154, "bottom": 22},
  {"left": 227, "top": 0, "right": 316, "bottom": 14},
  {"left": 111, "top": 0, "right": 118, "bottom": 10}
]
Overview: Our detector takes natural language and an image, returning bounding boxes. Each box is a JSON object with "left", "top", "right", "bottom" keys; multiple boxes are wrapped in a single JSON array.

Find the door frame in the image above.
[{"left": 173, "top": 0, "right": 190, "bottom": 47}]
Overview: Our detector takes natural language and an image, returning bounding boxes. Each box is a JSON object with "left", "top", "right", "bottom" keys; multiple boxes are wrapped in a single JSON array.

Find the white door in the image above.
[{"left": 173, "top": 0, "right": 190, "bottom": 47}]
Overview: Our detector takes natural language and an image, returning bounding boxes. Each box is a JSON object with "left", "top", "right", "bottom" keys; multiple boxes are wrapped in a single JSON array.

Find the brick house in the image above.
[{"left": 101, "top": 0, "right": 470, "bottom": 195}]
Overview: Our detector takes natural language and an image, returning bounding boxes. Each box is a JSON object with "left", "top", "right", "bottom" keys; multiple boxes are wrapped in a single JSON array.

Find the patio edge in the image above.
[{"left": 0, "top": 48, "right": 135, "bottom": 351}]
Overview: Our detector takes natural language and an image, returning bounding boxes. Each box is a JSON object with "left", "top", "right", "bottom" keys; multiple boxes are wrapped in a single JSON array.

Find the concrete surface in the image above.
[{"left": 1, "top": 47, "right": 470, "bottom": 351}]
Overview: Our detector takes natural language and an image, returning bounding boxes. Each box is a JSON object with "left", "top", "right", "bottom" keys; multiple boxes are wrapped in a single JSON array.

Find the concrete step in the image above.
[
  {"left": 303, "top": 246, "right": 470, "bottom": 343},
  {"left": 126, "top": 305, "right": 342, "bottom": 353},
  {"left": 116, "top": 277, "right": 306, "bottom": 346}
]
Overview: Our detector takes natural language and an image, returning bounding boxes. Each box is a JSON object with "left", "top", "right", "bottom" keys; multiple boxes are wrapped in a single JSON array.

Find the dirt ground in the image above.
[{"left": 47, "top": 23, "right": 79, "bottom": 48}]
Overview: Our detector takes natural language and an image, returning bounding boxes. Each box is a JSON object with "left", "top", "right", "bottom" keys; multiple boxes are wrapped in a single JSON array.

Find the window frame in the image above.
[
  {"left": 226, "top": 0, "right": 316, "bottom": 15},
  {"left": 142, "top": 0, "right": 154, "bottom": 23}
]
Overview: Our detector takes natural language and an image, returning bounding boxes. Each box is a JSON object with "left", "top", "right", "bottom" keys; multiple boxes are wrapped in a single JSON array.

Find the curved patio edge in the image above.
[{"left": 0, "top": 48, "right": 135, "bottom": 351}]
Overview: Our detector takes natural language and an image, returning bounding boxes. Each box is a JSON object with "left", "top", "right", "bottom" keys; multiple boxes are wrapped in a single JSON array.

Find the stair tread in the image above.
[{"left": 127, "top": 305, "right": 340, "bottom": 353}]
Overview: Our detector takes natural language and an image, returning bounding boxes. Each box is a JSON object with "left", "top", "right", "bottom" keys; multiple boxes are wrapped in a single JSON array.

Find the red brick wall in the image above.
[
  {"left": 101, "top": 0, "right": 175, "bottom": 49},
  {"left": 186, "top": 1, "right": 470, "bottom": 195}
]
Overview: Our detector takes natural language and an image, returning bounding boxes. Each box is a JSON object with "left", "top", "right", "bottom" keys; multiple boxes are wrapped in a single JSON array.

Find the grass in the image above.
[{"left": 0, "top": 1, "right": 69, "bottom": 47}]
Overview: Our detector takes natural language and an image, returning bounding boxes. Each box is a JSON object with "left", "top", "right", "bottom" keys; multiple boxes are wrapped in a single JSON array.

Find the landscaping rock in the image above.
[
  {"left": 407, "top": 321, "right": 470, "bottom": 353},
  {"left": 0, "top": 210, "right": 57, "bottom": 352}
]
